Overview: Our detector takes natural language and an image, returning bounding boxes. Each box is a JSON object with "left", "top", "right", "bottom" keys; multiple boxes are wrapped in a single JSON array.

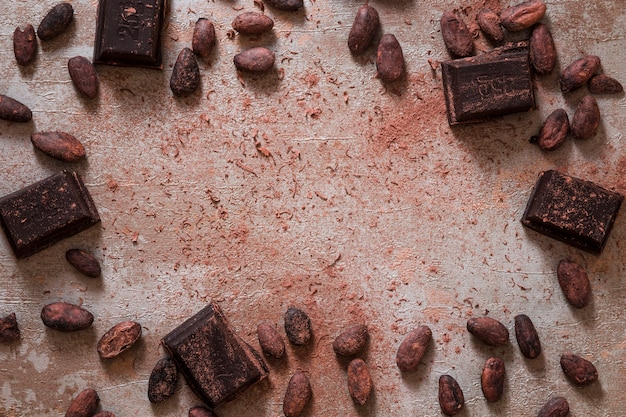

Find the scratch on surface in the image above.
[{"left": 100, "top": 380, "right": 147, "bottom": 391}]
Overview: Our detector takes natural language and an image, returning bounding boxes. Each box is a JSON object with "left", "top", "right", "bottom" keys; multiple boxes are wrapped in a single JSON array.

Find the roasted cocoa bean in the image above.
[
  {"left": 0, "top": 313, "right": 20, "bottom": 342},
  {"left": 234, "top": 47, "right": 275, "bottom": 73},
  {"left": 466, "top": 317, "right": 509, "bottom": 346},
  {"left": 438, "top": 375, "right": 464, "bottom": 416},
  {"left": 530, "top": 24, "right": 556, "bottom": 75},
  {"left": 347, "top": 358, "right": 373, "bottom": 406},
  {"left": 68, "top": 56, "right": 98, "bottom": 98},
  {"left": 570, "top": 95, "right": 600, "bottom": 140},
  {"left": 536, "top": 108, "right": 569, "bottom": 151},
  {"left": 500, "top": 0, "right": 546, "bottom": 32},
  {"left": 557, "top": 259, "right": 591, "bottom": 307},
  {"left": 560, "top": 353, "right": 598, "bottom": 386},
  {"left": 588, "top": 74, "right": 624, "bottom": 94},
  {"left": 440, "top": 12, "right": 473, "bottom": 57},
  {"left": 232, "top": 12, "right": 274, "bottom": 35},
  {"left": 192, "top": 18, "right": 216, "bottom": 59},
  {"left": 537, "top": 396, "right": 569, "bottom": 417},
  {"left": 41, "top": 302, "right": 93, "bottom": 332},
  {"left": 13, "top": 25, "right": 37, "bottom": 66},
  {"left": 189, "top": 406, "right": 218, "bottom": 417},
  {"left": 65, "top": 388, "right": 99, "bottom": 417},
  {"left": 148, "top": 357, "right": 178, "bottom": 403},
  {"left": 284, "top": 306, "right": 312, "bottom": 345},
  {"left": 31, "top": 131, "right": 86, "bottom": 162},
  {"left": 97, "top": 320, "right": 142, "bottom": 359},
  {"left": 348, "top": 5, "right": 380, "bottom": 55},
  {"left": 0, "top": 94, "right": 32, "bottom": 122},
  {"left": 477, "top": 8, "right": 503, "bottom": 43},
  {"left": 395, "top": 325, "right": 432, "bottom": 372},
  {"left": 376, "top": 34, "right": 405, "bottom": 81},
  {"left": 514, "top": 314, "right": 541, "bottom": 359},
  {"left": 283, "top": 371, "right": 312, "bottom": 417},
  {"left": 333, "top": 324, "right": 369, "bottom": 356},
  {"left": 264, "top": 0, "right": 303, "bottom": 11},
  {"left": 257, "top": 322, "right": 286, "bottom": 358},
  {"left": 93, "top": 412, "right": 115, "bottom": 417},
  {"left": 559, "top": 55, "right": 601, "bottom": 93},
  {"left": 481, "top": 357, "right": 505, "bottom": 402},
  {"left": 170, "top": 48, "right": 200, "bottom": 97},
  {"left": 66, "top": 249, "right": 101, "bottom": 278},
  {"left": 37, "top": 2, "right": 74, "bottom": 40}
]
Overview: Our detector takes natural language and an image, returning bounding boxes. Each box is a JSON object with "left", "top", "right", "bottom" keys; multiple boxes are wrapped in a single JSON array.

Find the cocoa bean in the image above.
[
  {"left": 257, "top": 322, "right": 286, "bottom": 358},
  {"left": 438, "top": 375, "right": 464, "bottom": 416},
  {"left": 347, "top": 358, "right": 373, "bottom": 406},
  {"left": 537, "top": 396, "right": 569, "bottom": 417},
  {"left": 192, "top": 18, "right": 216, "bottom": 59},
  {"left": 530, "top": 24, "right": 556, "bottom": 75},
  {"left": 557, "top": 260, "right": 591, "bottom": 308},
  {"left": 189, "top": 406, "right": 218, "bottom": 417},
  {"left": 284, "top": 306, "right": 312, "bottom": 345},
  {"left": 93, "top": 412, "right": 115, "bottom": 417},
  {"left": 13, "top": 25, "right": 37, "bottom": 66},
  {"left": 264, "top": 0, "right": 303, "bottom": 11},
  {"left": 477, "top": 8, "right": 504, "bottom": 43},
  {"left": 466, "top": 317, "right": 509, "bottom": 346},
  {"left": 536, "top": 108, "right": 569, "bottom": 151},
  {"left": 395, "top": 325, "right": 432, "bottom": 372},
  {"left": 440, "top": 12, "right": 473, "bottom": 57},
  {"left": 37, "top": 2, "right": 74, "bottom": 40},
  {"left": 170, "top": 48, "right": 200, "bottom": 97},
  {"left": 348, "top": 5, "right": 380, "bottom": 55},
  {"left": 560, "top": 353, "right": 598, "bottom": 386},
  {"left": 0, "top": 313, "right": 20, "bottom": 342},
  {"left": 500, "top": 0, "right": 546, "bottom": 32},
  {"left": 65, "top": 388, "right": 99, "bottom": 417},
  {"left": 588, "top": 74, "right": 624, "bottom": 94},
  {"left": 376, "top": 34, "right": 405, "bottom": 81},
  {"left": 232, "top": 12, "right": 274, "bottom": 35},
  {"left": 333, "top": 324, "right": 368, "bottom": 357},
  {"left": 283, "top": 371, "right": 312, "bottom": 417},
  {"left": 481, "top": 357, "right": 505, "bottom": 402},
  {"left": 234, "top": 47, "right": 275, "bottom": 73},
  {"left": 570, "top": 95, "right": 600, "bottom": 140},
  {"left": 68, "top": 56, "right": 98, "bottom": 98},
  {"left": 31, "top": 131, "right": 86, "bottom": 162},
  {"left": 514, "top": 314, "right": 541, "bottom": 359},
  {"left": 559, "top": 55, "right": 601, "bottom": 93},
  {"left": 41, "top": 302, "right": 93, "bottom": 332},
  {"left": 0, "top": 94, "right": 32, "bottom": 122},
  {"left": 97, "top": 321, "right": 142, "bottom": 359},
  {"left": 148, "top": 357, "right": 178, "bottom": 403},
  {"left": 66, "top": 249, "right": 101, "bottom": 278}
]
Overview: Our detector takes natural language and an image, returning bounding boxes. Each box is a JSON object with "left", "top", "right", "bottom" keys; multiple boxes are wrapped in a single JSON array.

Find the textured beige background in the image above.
[{"left": 0, "top": 0, "right": 625, "bottom": 416}]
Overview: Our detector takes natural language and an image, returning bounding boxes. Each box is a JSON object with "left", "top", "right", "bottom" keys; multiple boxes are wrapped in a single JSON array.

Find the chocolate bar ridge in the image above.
[
  {"left": 0, "top": 171, "right": 100, "bottom": 258},
  {"left": 521, "top": 170, "right": 623, "bottom": 254}
]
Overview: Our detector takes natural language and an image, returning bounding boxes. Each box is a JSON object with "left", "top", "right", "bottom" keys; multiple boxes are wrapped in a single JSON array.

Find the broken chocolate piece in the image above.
[
  {"left": 441, "top": 40, "right": 535, "bottom": 125},
  {"left": 521, "top": 170, "right": 623, "bottom": 254},
  {"left": 162, "top": 302, "right": 269, "bottom": 408},
  {"left": 0, "top": 171, "right": 100, "bottom": 258},
  {"left": 93, "top": 0, "right": 166, "bottom": 69}
]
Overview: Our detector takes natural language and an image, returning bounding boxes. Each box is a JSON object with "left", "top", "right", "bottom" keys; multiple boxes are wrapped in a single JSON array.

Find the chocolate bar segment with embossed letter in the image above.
[{"left": 441, "top": 41, "right": 535, "bottom": 125}]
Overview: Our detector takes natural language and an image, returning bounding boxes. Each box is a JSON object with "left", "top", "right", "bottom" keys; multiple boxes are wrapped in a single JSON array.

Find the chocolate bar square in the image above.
[
  {"left": 0, "top": 171, "right": 100, "bottom": 258},
  {"left": 521, "top": 170, "right": 623, "bottom": 254},
  {"left": 93, "top": 0, "right": 166, "bottom": 69},
  {"left": 162, "top": 302, "right": 269, "bottom": 408},
  {"left": 441, "top": 41, "right": 535, "bottom": 125}
]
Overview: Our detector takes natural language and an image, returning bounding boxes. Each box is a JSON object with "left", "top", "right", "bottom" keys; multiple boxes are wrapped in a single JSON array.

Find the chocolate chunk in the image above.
[
  {"left": 441, "top": 41, "right": 535, "bottom": 125},
  {"left": 521, "top": 170, "right": 623, "bottom": 253},
  {"left": 94, "top": 0, "right": 166, "bottom": 69},
  {"left": 0, "top": 171, "right": 100, "bottom": 258},
  {"left": 162, "top": 302, "right": 269, "bottom": 408}
]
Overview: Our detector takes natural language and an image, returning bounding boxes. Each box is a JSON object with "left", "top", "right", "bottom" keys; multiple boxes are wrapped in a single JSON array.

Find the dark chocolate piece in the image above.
[
  {"left": 0, "top": 171, "right": 100, "bottom": 258},
  {"left": 441, "top": 41, "right": 535, "bottom": 125},
  {"left": 93, "top": 0, "right": 166, "bottom": 69},
  {"left": 162, "top": 302, "right": 269, "bottom": 408},
  {"left": 521, "top": 170, "right": 623, "bottom": 254}
]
